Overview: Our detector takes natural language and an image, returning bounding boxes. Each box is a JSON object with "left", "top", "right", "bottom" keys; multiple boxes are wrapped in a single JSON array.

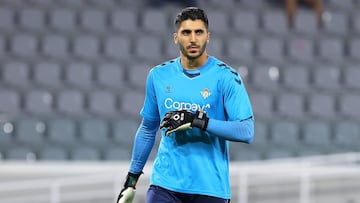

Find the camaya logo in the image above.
[{"left": 164, "top": 98, "right": 210, "bottom": 111}]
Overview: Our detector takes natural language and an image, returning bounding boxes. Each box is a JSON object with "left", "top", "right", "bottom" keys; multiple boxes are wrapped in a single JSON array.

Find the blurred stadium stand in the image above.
[{"left": 0, "top": 0, "right": 360, "bottom": 202}]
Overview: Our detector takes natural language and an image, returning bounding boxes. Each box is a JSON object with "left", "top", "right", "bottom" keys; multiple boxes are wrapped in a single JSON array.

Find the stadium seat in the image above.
[
  {"left": 312, "top": 65, "right": 341, "bottom": 92},
  {"left": 111, "top": 8, "right": 139, "bottom": 34},
  {"left": 333, "top": 121, "right": 360, "bottom": 151},
  {"left": 96, "top": 63, "right": 125, "bottom": 89},
  {"left": 262, "top": 10, "right": 289, "bottom": 35},
  {"left": 0, "top": 7, "right": 15, "bottom": 32},
  {"left": 226, "top": 37, "right": 254, "bottom": 63},
  {"left": 322, "top": 11, "right": 348, "bottom": 36},
  {"left": 88, "top": 90, "right": 117, "bottom": 117},
  {"left": 318, "top": 37, "right": 344, "bottom": 63},
  {"left": 232, "top": 10, "right": 259, "bottom": 35},
  {"left": 270, "top": 120, "right": 300, "bottom": 147},
  {"left": 112, "top": 119, "right": 139, "bottom": 146},
  {"left": 104, "top": 147, "right": 132, "bottom": 161},
  {"left": 39, "top": 146, "right": 68, "bottom": 160},
  {"left": 293, "top": 10, "right": 319, "bottom": 35},
  {"left": 302, "top": 120, "right": 332, "bottom": 152},
  {"left": 65, "top": 62, "right": 93, "bottom": 89},
  {"left": 2, "top": 61, "right": 31, "bottom": 88},
  {"left": 79, "top": 119, "right": 110, "bottom": 146},
  {"left": 72, "top": 35, "right": 101, "bottom": 60},
  {"left": 120, "top": 90, "right": 145, "bottom": 118},
  {"left": 79, "top": 8, "right": 107, "bottom": 33},
  {"left": 49, "top": 8, "right": 76, "bottom": 32},
  {"left": 56, "top": 0, "right": 85, "bottom": 8},
  {"left": 48, "top": 118, "right": 77, "bottom": 146},
  {"left": 15, "top": 118, "right": 46, "bottom": 149},
  {"left": 276, "top": 92, "right": 305, "bottom": 119},
  {"left": 249, "top": 91, "right": 274, "bottom": 119},
  {"left": 352, "top": 13, "right": 360, "bottom": 35},
  {"left": 141, "top": 9, "right": 169, "bottom": 35},
  {"left": 343, "top": 65, "right": 360, "bottom": 90},
  {"left": 164, "top": 39, "right": 179, "bottom": 59},
  {"left": 24, "top": 90, "right": 54, "bottom": 115},
  {"left": 252, "top": 65, "right": 281, "bottom": 92},
  {"left": 0, "top": 35, "right": 5, "bottom": 57},
  {"left": 33, "top": 61, "right": 62, "bottom": 88},
  {"left": 134, "top": 36, "right": 163, "bottom": 62},
  {"left": 103, "top": 36, "right": 132, "bottom": 61},
  {"left": 281, "top": 64, "right": 310, "bottom": 92},
  {"left": 206, "top": 10, "right": 229, "bottom": 36},
  {"left": 128, "top": 63, "right": 151, "bottom": 89},
  {"left": 339, "top": 94, "right": 360, "bottom": 119},
  {"left": 253, "top": 119, "right": 269, "bottom": 148},
  {"left": 206, "top": 36, "right": 224, "bottom": 58},
  {"left": 287, "top": 37, "right": 314, "bottom": 63},
  {"left": 307, "top": 93, "right": 336, "bottom": 118},
  {"left": 0, "top": 89, "right": 21, "bottom": 114},
  {"left": 6, "top": 147, "right": 37, "bottom": 161},
  {"left": 19, "top": 7, "right": 46, "bottom": 31},
  {"left": 348, "top": 38, "right": 360, "bottom": 62},
  {"left": 257, "top": 37, "right": 284, "bottom": 63},
  {"left": 10, "top": 33, "right": 39, "bottom": 58},
  {"left": 56, "top": 90, "right": 86, "bottom": 116},
  {"left": 41, "top": 34, "right": 69, "bottom": 60},
  {"left": 0, "top": 120, "right": 15, "bottom": 149}
]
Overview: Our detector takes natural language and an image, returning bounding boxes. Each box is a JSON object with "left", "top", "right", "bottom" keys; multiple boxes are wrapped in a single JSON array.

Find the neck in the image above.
[{"left": 181, "top": 53, "right": 208, "bottom": 70}]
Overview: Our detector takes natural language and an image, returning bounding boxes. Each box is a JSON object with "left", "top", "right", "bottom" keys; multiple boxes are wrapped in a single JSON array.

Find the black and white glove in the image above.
[
  {"left": 160, "top": 109, "right": 209, "bottom": 136},
  {"left": 116, "top": 172, "right": 141, "bottom": 203}
]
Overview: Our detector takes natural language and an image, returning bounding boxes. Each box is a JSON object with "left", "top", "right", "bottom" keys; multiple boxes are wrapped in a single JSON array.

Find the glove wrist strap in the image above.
[
  {"left": 124, "top": 172, "right": 142, "bottom": 189},
  {"left": 191, "top": 110, "right": 209, "bottom": 131}
]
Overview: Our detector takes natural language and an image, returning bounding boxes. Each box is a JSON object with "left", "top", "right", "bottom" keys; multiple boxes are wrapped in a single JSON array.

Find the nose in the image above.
[{"left": 190, "top": 32, "right": 197, "bottom": 43}]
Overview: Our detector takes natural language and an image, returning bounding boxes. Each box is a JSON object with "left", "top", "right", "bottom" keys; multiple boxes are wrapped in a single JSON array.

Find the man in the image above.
[{"left": 117, "top": 7, "right": 254, "bottom": 203}]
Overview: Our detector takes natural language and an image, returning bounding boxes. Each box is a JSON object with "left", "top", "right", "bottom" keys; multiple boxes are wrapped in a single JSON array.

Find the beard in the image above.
[{"left": 179, "top": 42, "right": 207, "bottom": 61}]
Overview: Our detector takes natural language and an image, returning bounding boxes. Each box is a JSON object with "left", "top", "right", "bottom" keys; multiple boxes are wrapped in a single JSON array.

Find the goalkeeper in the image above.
[{"left": 117, "top": 7, "right": 254, "bottom": 203}]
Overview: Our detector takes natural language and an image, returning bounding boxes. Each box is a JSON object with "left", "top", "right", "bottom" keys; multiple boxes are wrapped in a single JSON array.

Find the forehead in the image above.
[{"left": 177, "top": 19, "right": 207, "bottom": 31}]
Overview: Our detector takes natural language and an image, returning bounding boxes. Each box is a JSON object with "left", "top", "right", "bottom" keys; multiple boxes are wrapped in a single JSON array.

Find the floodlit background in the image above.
[{"left": 0, "top": 0, "right": 360, "bottom": 202}]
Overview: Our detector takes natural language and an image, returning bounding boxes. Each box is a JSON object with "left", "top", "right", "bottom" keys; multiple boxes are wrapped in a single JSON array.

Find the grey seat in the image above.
[
  {"left": 0, "top": 35, "right": 5, "bottom": 57},
  {"left": 232, "top": 10, "right": 259, "bottom": 35},
  {"left": 33, "top": 61, "right": 62, "bottom": 88},
  {"left": 287, "top": 37, "right": 314, "bottom": 63},
  {"left": 80, "top": 119, "right": 109, "bottom": 146},
  {"left": 282, "top": 64, "right": 310, "bottom": 92},
  {"left": 49, "top": 8, "right": 76, "bottom": 32},
  {"left": 134, "top": 36, "right": 162, "bottom": 62},
  {"left": 48, "top": 118, "right": 77, "bottom": 145},
  {"left": 344, "top": 65, "right": 360, "bottom": 90},
  {"left": 339, "top": 94, "right": 360, "bottom": 119},
  {"left": 141, "top": 9, "right": 169, "bottom": 35},
  {"left": 25, "top": 90, "right": 54, "bottom": 115},
  {"left": 88, "top": 91, "right": 117, "bottom": 117},
  {"left": 327, "top": 0, "right": 355, "bottom": 10},
  {"left": 111, "top": 9, "right": 139, "bottom": 34},
  {"left": 96, "top": 63, "right": 125, "bottom": 89},
  {"left": 207, "top": 36, "right": 224, "bottom": 58},
  {"left": 104, "top": 147, "right": 132, "bottom": 161},
  {"left": 264, "top": 148, "right": 294, "bottom": 160},
  {"left": 0, "top": 120, "right": 15, "bottom": 149},
  {"left": 294, "top": 10, "right": 319, "bottom": 35},
  {"left": 252, "top": 65, "right": 281, "bottom": 92},
  {"left": 0, "top": 7, "right": 15, "bottom": 32},
  {"left": 262, "top": 10, "right": 288, "bottom": 35},
  {"left": 6, "top": 147, "right": 37, "bottom": 161},
  {"left": 71, "top": 146, "right": 101, "bottom": 161},
  {"left": 41, "top": 34, "right": 69, "bottom": 59},
  {"left": 348, "top": 38, "right": 360, "bottom": 62},
  {"left": 10, "top": 34, "right": 39, "bottom": 58},
  {"left": 72, "top": 35, "right": 100, "bottom": 60},
  {"left": 318, "top": 37, "right": 344, "bottom": 63},
  {"left": 56, "top": 0, "right": 85, "bottom": 8},
  {"left": 120, "top": 90, "right": 145, "bottom": 118},
  {"left": 257, "top": 37, "right": 284, "bottom": 63},
  {"left": 270, "top": 120, "right": 300, "bottom": 147},
  {"left": 40, "top": 146, "right": 68, "bottom": 160},
  {"left": 352, "top": 13, "right": 360, "bottom": 35},
  {"left": 226, "top": 37, "right": 254, "bottom": 62},
  {"left": 2, "top": 61, "right": 31, "bottom": 88},
  {"left": 322, "top": 11, "right": 348, "bottom": 36},
  {"left": 253, "top": 120, "right": 269, "bottom": 148},
  {"left": 303, "top": 120, "right": 332, "bottom": 150},
  {"left": 128, "top": 63, "right": 151, "bottom": 89},
  {"left": 164, "top": 39, "right": 179, "bottom": 59},
  {"left": 112, "top": 119, "right": 139, "bottom": 145},
  {"left": 312, "top": 65, "right": 341, "bottom": 92},
  {"left": 103, "top": 36, "right": 132, "bottom": 61},
  {"left": 333, "top": 121, "right": 360, "bottom": 151},
  {"left": 80, "top": 8, "right": 106, "bottom": 33},
  {"left": 16, "top": 118, "right": 46, "bottom": 149},
  {"left": 65, "top": 62, "right": 93, "bottom": 88},
  {"left": 249, "top": 91, "right": 274, "bottom": 119},
  {"left": 206, "top": 10, "right": 229, "bottom": 36},
  {"left": 57, "top": 90, "right": 86, "bottom": 116},
  {"left": 19, "top": 7, "right": 46, "bottom": 31},
  {"left": 0, "top": 89, "right": 20, "bottom": 114},
  {"left": 307, "top": 93, "right": 336, "bottom": 118},
  {"left": 276, "top": 92, "right": 305, "bottom": 119}
]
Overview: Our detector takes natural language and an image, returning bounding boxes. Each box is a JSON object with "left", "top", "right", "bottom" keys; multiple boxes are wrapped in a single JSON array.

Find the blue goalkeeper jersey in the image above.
[{"left": 140, "top": 56, "right": 253, "bottom": 199}]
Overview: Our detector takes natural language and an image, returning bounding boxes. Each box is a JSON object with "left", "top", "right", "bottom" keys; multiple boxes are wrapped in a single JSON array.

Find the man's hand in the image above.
[
  {"left": 160, "top": 109, "right": 209, "bottom": 136},
  {"left": 116, "top": 172, "right": 141, "bottom": 203}
]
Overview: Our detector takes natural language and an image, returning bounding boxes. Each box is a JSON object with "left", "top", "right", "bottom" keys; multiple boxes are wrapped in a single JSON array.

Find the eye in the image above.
[
  {"left": 182, "top": 30, "right": 191, "bottom": 35},
  {"left": 195, "top": 30, "right": 204, "bottom": 35}
]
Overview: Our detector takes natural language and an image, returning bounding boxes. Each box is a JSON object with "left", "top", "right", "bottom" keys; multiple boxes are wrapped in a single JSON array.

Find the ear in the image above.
[
  {"left": 207, "top": 32, "right": 210, "bottom": 43},
  {"left": 173, "top": 33, "right": 178, "bottom": 44}
]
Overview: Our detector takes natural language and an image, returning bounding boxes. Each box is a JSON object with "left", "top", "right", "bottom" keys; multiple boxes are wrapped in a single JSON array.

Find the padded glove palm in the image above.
[
  {"left": 160, "top": 109, "right": 209, "bottom": 136},
  {"left": 116, "top": 172, "right": 141, "bottom": 203}
]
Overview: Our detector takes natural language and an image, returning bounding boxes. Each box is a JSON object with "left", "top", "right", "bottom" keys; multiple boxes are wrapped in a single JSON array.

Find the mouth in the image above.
[{"left": 188, "top": 45, "right": 199, "bottom": 52}]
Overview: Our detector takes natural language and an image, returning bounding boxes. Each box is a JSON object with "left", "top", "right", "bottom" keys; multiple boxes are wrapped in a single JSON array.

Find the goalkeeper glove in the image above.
[
  {"left": 116, "top": 172, "right": 141, "bottom": 203},
  {"left": 160, "top": 109, "right": 209, "bottom": 136}
]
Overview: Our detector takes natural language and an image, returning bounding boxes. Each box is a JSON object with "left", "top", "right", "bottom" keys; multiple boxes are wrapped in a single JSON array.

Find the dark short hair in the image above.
[{"left": 174, "top": 7, "right": 208, "bottom": 31}]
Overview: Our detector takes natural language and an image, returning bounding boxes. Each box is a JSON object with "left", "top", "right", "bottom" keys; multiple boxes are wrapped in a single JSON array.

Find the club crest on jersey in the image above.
[
  {"left": 200, "top": 88, "right": 211, "bottom": 99},
  {"left": 165, "top": 86, "right": 172, "bottom": 93}
]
